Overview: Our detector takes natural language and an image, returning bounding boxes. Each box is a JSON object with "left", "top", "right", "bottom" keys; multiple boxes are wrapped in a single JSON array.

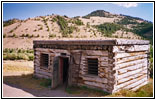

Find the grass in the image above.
[
  {"left": 109, "top": 79, "right": 153, "bottom": 97},
  {"left": 66, "top": 79, "right": 153, "bottom": 97},
  {"left": 3, "top": 62, "right": 51, "bottom": 90},
  {"left": 3, "top": 74, "right": 51, "bottom": 90},
  {"left": 3, "top": 48, "right": 34, "bottom": 61},
  {"left": 66, "top": 85, "right": 109, "bottom": 97}
]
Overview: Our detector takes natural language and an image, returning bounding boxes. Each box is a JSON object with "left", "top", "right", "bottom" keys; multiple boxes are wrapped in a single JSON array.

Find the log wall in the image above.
[
  {"left": 112, "top": 44, "right": 150, "bottom": 93},
  {"left": 33, "top": 39, "right": 150, "bottom": 94}
]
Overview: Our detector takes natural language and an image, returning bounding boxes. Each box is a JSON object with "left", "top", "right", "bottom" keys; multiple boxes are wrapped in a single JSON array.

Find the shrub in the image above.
[
  {"left": 3, "top": 34, "right": 6, "bottom": 38},
  {"left": 49, "top": 34, "right": 56, "bottom": 38},
  {"left": 74, "top": 19, "right": 84, "bottom": 25},
  {"left": 96, "top": 23, "right": 121, "bottom": 37}
]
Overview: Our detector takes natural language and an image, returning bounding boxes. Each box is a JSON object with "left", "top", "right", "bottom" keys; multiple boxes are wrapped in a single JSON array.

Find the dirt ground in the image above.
[{"left": 3, "top": 60, "right": 84, "bottom": 97}]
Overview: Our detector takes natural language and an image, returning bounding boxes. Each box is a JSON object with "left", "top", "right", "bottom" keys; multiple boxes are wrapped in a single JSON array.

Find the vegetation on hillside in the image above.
[
  {"left": 95, "top": 23, "right": 121, "bottom": 37},
  {"left": 117, "top": 16, "right": 153, "bottom": 44},
  {"left": 83, "top": 10, "right": 113, "bottom": 19},
  {"left": 3, "top": 48, "right": 34, "bottom": 61},
  {"left": 56, "top": 16, "right": 77, "bottom": 37},
  {"left": 3, "top": 18, "right": 20, "bottom": 27}
]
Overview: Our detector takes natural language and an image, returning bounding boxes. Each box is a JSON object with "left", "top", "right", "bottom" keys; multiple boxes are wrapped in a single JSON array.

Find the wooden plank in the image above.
[
  {"left": 85, "top": 50, "right": 108, "bottom": 56},
  {"left": 34, "top": 73, "right": 51, "bottom": 79},
  {"left": 114, "top": 58, "right": 147, "bottom": 70},
  {"left": 116, "top": 75, "right": 147, "bottom": 90},
  {"left": 114, "top": 51, "right": 147, "bottom": 59},
  {"left": 84, "top": 81, "right": 106, "bottom": 88},
  {"left": 118, "top": 61, "right": 147, "bottom": 74},
  {"left": 131, "top": 81, "right": 148, "bottom": 91},
  {"left": 124, "top": 77, "right": 148, "bottom": 90},
  {"left": 82, "top": 75, "right": 108, "bottom": 83},
  {"left": 116, "top": 39, "right": 149, "bottom": 45},
  {"left": 99, "top": 57, "right": 108, "bottom": 62},
  {"left": 113, "top": 45, "right": 150, "bottom": 53},
  {"left": 118, "top": 71, "right": 147, "bottom": 84},
  {"left": 117, "top": 68, "right": 147, "bottom": 79},
  {"left": 115, "top": 54, "right": 148, "bottom": 64}
]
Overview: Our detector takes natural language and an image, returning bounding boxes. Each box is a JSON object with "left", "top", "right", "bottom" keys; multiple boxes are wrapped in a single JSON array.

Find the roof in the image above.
[{"left": 33, "top": 39, "right": 149, "bottom": 46}]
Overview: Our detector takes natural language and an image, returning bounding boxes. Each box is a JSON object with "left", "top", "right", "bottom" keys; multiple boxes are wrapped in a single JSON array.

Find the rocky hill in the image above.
[{"left": 3, "top": 10, "right": 153, "bottom": 49}]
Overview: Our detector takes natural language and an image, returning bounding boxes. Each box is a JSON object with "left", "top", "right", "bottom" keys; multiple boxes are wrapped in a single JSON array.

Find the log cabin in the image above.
[{"left": 33, "top": 39, "right": 150, "bottom": 93}]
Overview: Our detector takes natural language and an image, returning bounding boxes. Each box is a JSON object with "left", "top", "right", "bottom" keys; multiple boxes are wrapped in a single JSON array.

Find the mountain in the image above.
[{"left": 3, "top": 10, "right": 153, "bottom": 49}]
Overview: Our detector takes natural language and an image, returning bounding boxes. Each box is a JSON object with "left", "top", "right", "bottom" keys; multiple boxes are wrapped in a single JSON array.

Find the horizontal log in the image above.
[
  {"left": 118, "top": 72, "right": 147, "bottom": 84},
  {"left": 85, "top": 50, "right": 108, "bottom": 56},
  {"left": 124, "top": 77, "right": 148, "bottom": 90},
  {"left": 117, "top": 67, "right": 147, "bottom": 79},
  {"left": 35, "top": 68, "right": 52, "bottom": 76},
  {"left": 34, "top": 73, "right": 51, "bottom": 79},
  {"left": 115, "top": 54, "right": 148, "bottom": 64},
  {"left": 114, "top": 51, "right": 147, "bottom": 59},
  {"left": 118, "top": 61, "right": 147, "bottom": 74},
  {"left": 114, "top": 58, "right": 147, "bottom": 70},
  {"left": 131, "top": 81, "right": 148, "bottom": 91},
  {"left": 84, "top": 81, "right": 106, "bottom": 88},
  {"left": 113, "top": 45, "right": 150, "bottom": 53},
  {"left": 82, "top": 75, "right": 108, "bottom": 84},
  {"left": 99, "top": 57, "right": 108, "bottom": 62},
  {"left": 116, "top": 75, "right": 147, "bottom": 90}
]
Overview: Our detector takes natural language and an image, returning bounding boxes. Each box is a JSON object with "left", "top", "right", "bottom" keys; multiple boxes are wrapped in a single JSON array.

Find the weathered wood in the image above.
[
  {"left": 34, "top": 73, "right": 51, "bottom": 79},
  {"left": 118, "top": 71, "right": 147, "bottom": 84},
  {"left": 113, "top": 45, "right": 150, "bottom": 53},
  {"left": 115, "top": 54, "right": 147, "bottom": 64},
  {"left": 117, "top": 68, "right": 147, "bottom": 79},
  {"left": 85, "top": 50, "right": 108, "bottom": 56},
  {"left": 114, "top": 51, "right": 147, "bottom": 59},
  {"left": 118, "top": 61, "right": 147, "bottom": 74},
  {"left": 131, "top": 81, "right": 148, "bottom": 91},
  {"left": 82, "top": 75, "right": 108, "bottom": 83},
  {"left": 116, "top": 75, "right": 147, "bottom": 90},
  {"left": 114, "top": 58, "right": 147, "bottom": 70}
]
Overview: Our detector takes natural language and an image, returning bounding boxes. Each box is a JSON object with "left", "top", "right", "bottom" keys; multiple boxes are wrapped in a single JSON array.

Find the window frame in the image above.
[
  {"left": 40, "top": 53, "right": 49, "bottom": 68},
  {"left": 87, "top": 58, "right": 99, "bottom": 76}
]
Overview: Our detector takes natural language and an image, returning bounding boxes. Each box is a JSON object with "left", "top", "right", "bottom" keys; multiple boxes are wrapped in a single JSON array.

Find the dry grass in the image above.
[
  {"left": 3, "top": 60, "right": 51, "bottom": 90},
  {"left": 66, "top": 79, "right": 153, "bottom": 97}
]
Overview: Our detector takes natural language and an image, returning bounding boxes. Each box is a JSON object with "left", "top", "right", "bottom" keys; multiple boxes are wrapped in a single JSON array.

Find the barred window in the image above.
[
  {"left": 87, "top": 58, "right": 98, "bottom": 75},
  {"left": 40, "top": 53, "right": 49, "bottom": 68}
]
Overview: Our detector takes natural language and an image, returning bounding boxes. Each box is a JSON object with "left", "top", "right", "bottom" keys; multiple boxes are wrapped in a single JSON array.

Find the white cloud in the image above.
[{"left": 113, "top": 3, "right": 138, "bottom": 8}]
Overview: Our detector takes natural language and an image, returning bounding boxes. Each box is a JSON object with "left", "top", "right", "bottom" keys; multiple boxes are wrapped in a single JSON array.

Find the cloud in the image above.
[{"left": 112, "top": 3, "right": 138, "bottom": 8}]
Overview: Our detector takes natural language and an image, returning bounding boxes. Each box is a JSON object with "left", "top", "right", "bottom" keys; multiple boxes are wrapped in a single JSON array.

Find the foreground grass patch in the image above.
[
  {"left": 66, "top": 79, "right": 153, "bottom": 97},
  {"left": 109, "top": 79, "right": 153, "bottom": 97},
  {"left": 3, "top": 74, "right": 51, "bottom": 90},
  {"left": 66, "top": 86, "right": 109, "bottom": 97}
]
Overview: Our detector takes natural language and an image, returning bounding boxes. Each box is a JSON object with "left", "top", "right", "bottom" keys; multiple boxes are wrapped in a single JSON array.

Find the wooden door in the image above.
[{"left": 51, "top": 56, "right": 60, "bottom": 89}]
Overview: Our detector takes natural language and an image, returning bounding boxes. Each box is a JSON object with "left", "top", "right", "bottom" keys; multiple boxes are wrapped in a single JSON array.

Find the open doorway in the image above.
[{"left": 60, "top": 57, "right": 69, "bottom": 86}]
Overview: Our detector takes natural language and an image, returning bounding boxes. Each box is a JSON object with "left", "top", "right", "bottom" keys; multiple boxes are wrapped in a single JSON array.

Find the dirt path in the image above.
[{"left": 3, "top": 84, "right": 35, "bottom": 97}]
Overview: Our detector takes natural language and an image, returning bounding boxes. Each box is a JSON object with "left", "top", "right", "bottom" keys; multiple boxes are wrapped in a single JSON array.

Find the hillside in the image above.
[{"left": 3, "top": 10, "right": 153, "bottom": 49}]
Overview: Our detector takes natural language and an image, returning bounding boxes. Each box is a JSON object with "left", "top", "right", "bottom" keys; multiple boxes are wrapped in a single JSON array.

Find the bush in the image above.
[
  {"left": 3, "top": 34, "right": 6, "bottom": 38},
  {"left": 49, "top": 34, "right": 56, "bottom": 38},
  {"left": 74, "top": 19, "right": 84, "bottom": 26},
  {"left": 3, "top": 49, "right": 34, "bottom": 61},
  {"left": 96, "top": 23, "right": 121, "bottom": 37}
]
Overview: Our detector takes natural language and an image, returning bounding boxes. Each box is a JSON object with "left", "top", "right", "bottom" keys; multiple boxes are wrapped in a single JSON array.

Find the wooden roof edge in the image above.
[{"left": 33, "top": 39, "right": 150, "bottom": 45}]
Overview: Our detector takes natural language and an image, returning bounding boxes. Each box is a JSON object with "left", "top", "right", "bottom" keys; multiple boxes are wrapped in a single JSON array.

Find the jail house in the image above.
[{"left": 33, "top": 39, "right": 150, "bottom": 93}]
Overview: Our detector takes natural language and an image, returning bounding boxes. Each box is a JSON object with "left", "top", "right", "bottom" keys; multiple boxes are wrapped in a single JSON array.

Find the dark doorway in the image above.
[{"left": 60, "top": 57, "right": 69, "bottom": 85}]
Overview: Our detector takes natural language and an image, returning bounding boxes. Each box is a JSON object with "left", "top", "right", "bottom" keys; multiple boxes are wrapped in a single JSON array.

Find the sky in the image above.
[{"left": 3, "top": 2, "right": 154, "bottom": 22}]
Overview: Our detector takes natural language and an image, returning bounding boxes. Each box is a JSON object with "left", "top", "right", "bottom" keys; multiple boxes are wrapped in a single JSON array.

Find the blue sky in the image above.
[{"left": 3, "top": 3, "right": 153, "bottom": 22}]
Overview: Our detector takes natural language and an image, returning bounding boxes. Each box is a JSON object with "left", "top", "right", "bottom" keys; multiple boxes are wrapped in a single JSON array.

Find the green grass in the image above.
[
  {"left": 66, "top": 80, "right": 153, "bottom": 97},
  {"left": 3, "top": 48, "right": 34, "bottom": 61},
  {"left": 66, "top": 85, "right": 109, "bottom": 96},
  {"left": 95, "top": 23, "right": 121, "bottom": 37}
]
